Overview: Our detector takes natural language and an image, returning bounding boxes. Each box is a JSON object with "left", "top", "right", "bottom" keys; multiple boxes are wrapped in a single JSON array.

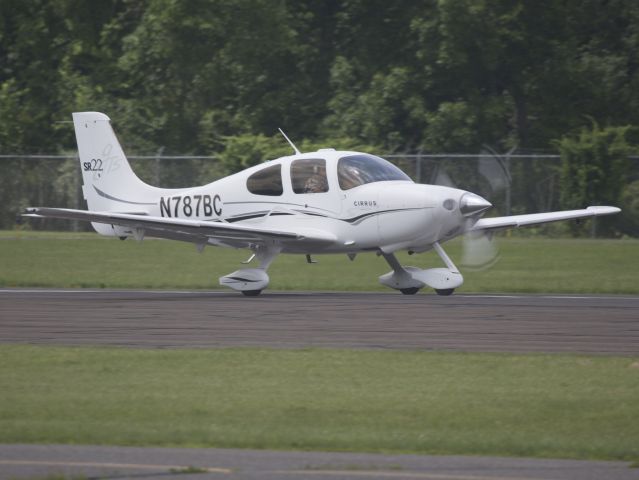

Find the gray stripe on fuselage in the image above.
[{"left": 93, "top": 185, "right": 156, "bottom": 206}]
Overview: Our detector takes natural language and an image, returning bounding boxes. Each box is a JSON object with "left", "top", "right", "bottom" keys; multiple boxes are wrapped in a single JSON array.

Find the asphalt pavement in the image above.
[
  {"left": 1, "top": 444, "right": 638, "bottom": 480},
  {"left": 1, "top": 289, "right": 638, "bottom": 354}
]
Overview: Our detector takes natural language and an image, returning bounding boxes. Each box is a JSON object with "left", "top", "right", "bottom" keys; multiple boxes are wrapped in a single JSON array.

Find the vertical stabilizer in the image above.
[
  {"left": 73, "top": 111, "right": 158, "bottom": 210},
  {"left": 72, "top": 111, "right": 159, "bottom": 234}
]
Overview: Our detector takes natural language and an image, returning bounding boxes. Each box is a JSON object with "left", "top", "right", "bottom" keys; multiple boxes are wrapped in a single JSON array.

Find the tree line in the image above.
[{"left": 1, "top": 0, "right": 638, "bottom": 234}]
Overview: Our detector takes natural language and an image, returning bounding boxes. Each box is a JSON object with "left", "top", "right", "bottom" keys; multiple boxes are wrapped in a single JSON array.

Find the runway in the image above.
[
  {"left": 1, "top": 444, "right": 638, "bottom": 480},
  {"left": 1, "top": 289, "right": 638, "bottom": 354}
]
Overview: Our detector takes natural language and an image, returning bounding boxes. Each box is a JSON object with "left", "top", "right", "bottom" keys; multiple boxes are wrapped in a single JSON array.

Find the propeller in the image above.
[
  {"left": 460, "top": 228, "right": 500, "bottom": 270},
  {"left": 458, "top": 192, "right": 499, "bottom": 270},
  {"left": 431, "top": 146, "right": 513, "bottom": 271}
]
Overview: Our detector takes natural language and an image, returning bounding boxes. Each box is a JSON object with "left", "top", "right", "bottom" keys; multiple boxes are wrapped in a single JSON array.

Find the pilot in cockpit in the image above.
[
  {"left": 304, "top": 175, "right": 327, "bottom": 193},
  {"left": 304, "top": 167, "right": 329, "bottom": 193}
]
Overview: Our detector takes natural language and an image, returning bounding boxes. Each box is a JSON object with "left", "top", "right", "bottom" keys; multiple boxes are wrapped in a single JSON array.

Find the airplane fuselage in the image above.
[{"left": 120, "top": 150, "right": 476, "bottom": 255}]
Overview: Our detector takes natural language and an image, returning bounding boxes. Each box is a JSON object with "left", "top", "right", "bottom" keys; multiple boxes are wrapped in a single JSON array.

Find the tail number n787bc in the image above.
[{"left": 160, "top": 194, "right": 222, "bottom": 218}]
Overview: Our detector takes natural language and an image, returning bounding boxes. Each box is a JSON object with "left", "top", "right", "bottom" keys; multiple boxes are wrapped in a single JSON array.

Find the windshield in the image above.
[{"left": 338, "top": 154, "right": 412, "bottom": 190}]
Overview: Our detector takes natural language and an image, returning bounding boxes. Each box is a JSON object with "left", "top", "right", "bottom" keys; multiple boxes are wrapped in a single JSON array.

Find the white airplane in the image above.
[{"left": 25, "top": 112, "right": 620, "bottom": 296}]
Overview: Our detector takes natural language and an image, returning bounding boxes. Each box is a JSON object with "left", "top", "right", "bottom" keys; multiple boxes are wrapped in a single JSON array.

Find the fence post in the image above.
[
  {"left": 505, "top": 156, "right": 511, "bottom": 216},
  {"left": 155, "top": 146, "right": 165, "bottom": 186},
  {"left": 74, "top": 155, "right": 80, "bottom": 232}
]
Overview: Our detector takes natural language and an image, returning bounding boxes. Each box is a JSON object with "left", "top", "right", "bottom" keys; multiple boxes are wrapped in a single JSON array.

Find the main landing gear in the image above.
[
  {"left": 400, "top": 287, "right": 420, "bottom": 295},
  {"left": 378, "top": 242, "right": 464, "bottom": 296},
  {"left": 241, "top": 289, "right": 263, "bottom": 297},
  {"left": 219, "top": 246, "right": 280, "bottom": 297}
]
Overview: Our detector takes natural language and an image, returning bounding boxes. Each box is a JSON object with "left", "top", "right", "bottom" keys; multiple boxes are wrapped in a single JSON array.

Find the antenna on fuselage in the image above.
[{"left": 278, "top": 128, "right": 301, "bottom": 155}]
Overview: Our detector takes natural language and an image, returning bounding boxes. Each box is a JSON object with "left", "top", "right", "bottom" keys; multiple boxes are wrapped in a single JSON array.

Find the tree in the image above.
[
  {"left": 116, "top": 0, "right": 334, "bottom": 153},
  {"left": 556, "top": 122, "right": 634, "bottom": 235}
]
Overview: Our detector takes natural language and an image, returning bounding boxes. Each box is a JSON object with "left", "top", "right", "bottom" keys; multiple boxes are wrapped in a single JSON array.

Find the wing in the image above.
[
  {"left": 23, "top": 207, "right": 336, "bottom": 248},
  {"left": 471, "top": 206, "right": 621, "bottom": 232}
]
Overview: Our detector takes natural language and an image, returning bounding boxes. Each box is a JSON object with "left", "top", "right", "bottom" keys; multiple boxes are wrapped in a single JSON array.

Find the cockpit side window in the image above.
[
  {"left": 247, "top": 164, "right": 283, "bottom": 196},
  {"left": 291, "top": 158, "right": 329, "bottom": 194},
  {"left": 338, "top": 154, "right": 412, "bottom": 190}
]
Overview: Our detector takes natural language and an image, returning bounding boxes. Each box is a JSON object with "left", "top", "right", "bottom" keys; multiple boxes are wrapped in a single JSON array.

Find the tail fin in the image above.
[{"left": 73, "top": 111, "right": 159, "bottom": 234}]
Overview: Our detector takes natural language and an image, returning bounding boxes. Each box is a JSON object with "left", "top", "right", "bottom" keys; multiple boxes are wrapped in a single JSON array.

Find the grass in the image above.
[
  {"left": 0, "top": 230, "right": 638, "bottom": 293},
  {"left": 0, "top": 345, "right": 638, "bottom": 461}
]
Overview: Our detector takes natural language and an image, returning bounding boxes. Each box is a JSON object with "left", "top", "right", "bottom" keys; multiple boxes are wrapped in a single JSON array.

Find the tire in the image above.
[
  {"left": 241, "top": 290, "right": 262, "bottom": 297},
  {"left": 400, "top": 287, "right": 420, "bottom": 295},
  {"left": 435, "top": 288, "right": 455, "bottom": 296}
]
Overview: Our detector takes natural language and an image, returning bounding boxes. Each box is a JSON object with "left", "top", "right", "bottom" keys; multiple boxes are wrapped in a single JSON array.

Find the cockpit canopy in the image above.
[
  {"left": 245, "top": 152, "right": 413, "bottom": 196},
  {"left": 337, "top": 154, "right": 412, "bottom": 190}
]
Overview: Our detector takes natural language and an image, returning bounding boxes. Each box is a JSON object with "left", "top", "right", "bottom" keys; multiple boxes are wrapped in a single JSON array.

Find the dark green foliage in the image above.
[
  {"left": 557, "top": 122, "right": 635, "bottom": 235},
  {"left": 3, "top": 0, "right": 639, "bottom": 154},
  {"left": 1, "top": 0, "right": 639, "bottom": 234},
  {"left": 619, "top": 180, "right": 639, "bottom": 236},
  {"left": 218, "top": 134, "right": 292, "bottom": 173}
]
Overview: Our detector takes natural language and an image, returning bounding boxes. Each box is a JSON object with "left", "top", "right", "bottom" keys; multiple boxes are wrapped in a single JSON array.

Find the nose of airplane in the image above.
[{"left": 459, "top": 192, "right": 492, "bottom": 216}]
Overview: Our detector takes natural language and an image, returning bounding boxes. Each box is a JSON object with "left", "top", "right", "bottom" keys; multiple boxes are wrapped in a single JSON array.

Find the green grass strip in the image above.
[
  {"left": 1, "top": 345, "right": 637, "bottom": 461},
  {"left": 1, "top": 230, "right": 638, "bottom": 293}
]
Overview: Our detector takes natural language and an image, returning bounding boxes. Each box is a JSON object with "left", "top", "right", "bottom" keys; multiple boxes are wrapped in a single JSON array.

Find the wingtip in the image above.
[
  {"left": 587, "top": 206, "right": 621, "bottom": 215},
  {"left": 72, "top": 111, "right": 111, "bottom": 122}
]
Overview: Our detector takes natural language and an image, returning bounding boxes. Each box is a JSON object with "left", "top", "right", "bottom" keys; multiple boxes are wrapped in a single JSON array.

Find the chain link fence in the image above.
[{"left": 2, "top": 152, "right": 638, "bottom": 236}]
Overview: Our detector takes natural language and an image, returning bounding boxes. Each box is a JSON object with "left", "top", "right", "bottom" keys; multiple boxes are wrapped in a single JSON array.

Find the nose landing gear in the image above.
[
  {"left": 435, "top": 288, "right": 455, "bottom": 296},
  {"left": 379, "top": 242, "right": 463, "bottom": 296}
]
